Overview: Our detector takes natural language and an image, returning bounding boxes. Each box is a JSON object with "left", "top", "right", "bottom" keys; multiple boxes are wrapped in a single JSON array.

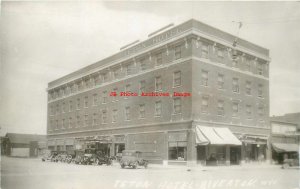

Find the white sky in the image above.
[{"left": 0, "top": 1, "right": 300, "bottom": 135}]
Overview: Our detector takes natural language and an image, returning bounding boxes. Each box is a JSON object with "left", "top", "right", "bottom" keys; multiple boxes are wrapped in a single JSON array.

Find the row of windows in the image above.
[
  {"left": 49, "top": 40, "right": 267, "bottom": 102},
  {"left": 49, "top": 97, "right": 266, "bottom": 131},
  {"left": 201, "top": 70, "right": 264, "bottom": 97}
]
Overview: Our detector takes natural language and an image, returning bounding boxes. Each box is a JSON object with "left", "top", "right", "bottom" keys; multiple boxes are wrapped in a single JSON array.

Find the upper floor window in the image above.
[
  {"left": 93, "top": 94, "right": 98, "bottom": 106},
  {"left": 217, "top": 49, "right": 224, "bottom": 58},
  {"left": 201, "top": 70, "right": 209, "bottom": 86},
  {"left": 232, "top": 78, "right": 239, "bottom": 93},
  {"left": 140, "top": 58, "right": 147, "bottom": 71},
  {"left": 92, "top": 113, "right": 97, "bottom": 126},
  {"left": 258, "top": 105, "right": 264, "bottom": 118},
  {"left": 139, "top": 80, "right": 146, "bottom": 94},
  {"left": 173, "top": 71, "right": 181, "bottom": 87},
  {"left": 125, "top": 106, "right": 130, "bottom": 121},
  {"left": 84, "top": 96, "right": 88, "bottom": 108},
  {"left": 102, "top": 110, "right": 107, "bottom": 124},
  {"left": 201, "top": 44, "right": 209, "bottom": 58},
  {"left": 217, "top": 100, "right": 224, "bottom": 116},
  {"left": 56, "top": 104, "right": 59, "bottom": 115},
  {"left": 125, "top": 63, "right": 133, "bottom": 76},
  {"left": 68, "top": 117, "right": 72, "bottom": 128},
  {"left": 113, "top": 88, "right": 118, "bottom": 102},
  {"left": 93, "top": 74, "right": 100, "bottom": 86},
  {"left": 76, "top": 116, "right": 80, "bottom": 127},
  {"left": 84, "top": 114, "right": 88, "bottom": 126},
  {"left": 84, "top": 78, "right": 90, "bottom": 89},
  {"left": 174, "top": 45, "right": 182, "bottom": 60},
  {"left": 156, "top": 52, "right": 163, "bottom": 66},
  {"left": 102, "top": 72, "right": 108, "bottom": 82},
  {"left": 201, "top": 96, "right": 209, "bottom": 114},
  {"left": 155, "top": 76, "right": 162, "bottom": 91},
  {"left": 55, "top": 120, "right": 59, "bottom": 130},
  {"left": 245, "top": 58, "right": 251, "bottom": 71},
  {"left": 139, "top": 104, "right": 145, "bottom": 119},
  {"left": 62, "top": 119, "right": 65, "bottom": 129},
  {"left": 173, "top": 98, "right": 182, "bottom": 114},
  {"left": 246, "top": 105, "right": 252, "bottom": 119},
  {"left": 112, "top": 109, "right": 118, "bottom": 123},
  {"left": 69, "top": 101, "right": 73, "bottom": 112},
  {"left": 125, "top": 84, "right": 131, "bottom": 99},
  {"left": 258, "top": 84, "right": 263, "bottom": 98},
  {"left": 232, "top": 101, "right": 239, "bottom": 117},
  {"left": 246, "top": 81, "right": 252, "bottom": 95},
  {"left": 217, "top": 74, "right": 224, "bottom": 89},
  {"left": 76, "top": 98, "right": 80, "bottom": 110},
  {"left": 113, "top": 67, "right": 120, "bottom": 79},
  {"left": 257, "top": 62, "right": 263, "bottom": 75},
  {"left": 62, "top": 102, "right": 66, "bottom": 113},
  {"left": 155, "top": 101, "right": 162, "bottom": 117},
  {"left": 102, "top": 91, "right": 107, "bottom": 104}
]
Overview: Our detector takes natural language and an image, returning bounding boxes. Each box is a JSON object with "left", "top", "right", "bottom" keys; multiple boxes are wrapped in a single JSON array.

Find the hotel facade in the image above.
[{"left": 47, "top": 19, "right": 271, "bottom": 166}]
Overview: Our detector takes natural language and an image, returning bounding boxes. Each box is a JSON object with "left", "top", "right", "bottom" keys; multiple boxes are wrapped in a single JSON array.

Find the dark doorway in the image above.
[
  {"left": 196, "top": 146, "right": 206, "bottom": 164},
  {"left": 230, "top": 146, "right": 241, "bottom": 165}
]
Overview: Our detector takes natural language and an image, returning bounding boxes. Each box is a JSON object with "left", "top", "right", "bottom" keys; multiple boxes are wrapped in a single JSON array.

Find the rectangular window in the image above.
[
  {"left": 49, "top": 120, "right": 53, "bottom": 131},
  {"left": 85, "top": 79, "right": 90, "bottom": 89},
  {"left": 112, "top": 109, "right": 118, "bottom": 123},
  {"left": 156, "top": 52, "right": 163, "bottom": 66},
  {"left": 201, "top": 70, "right": 209, "bottom": 86},
  {"left": 125, "top": 106, "right": 130, "bottom": 121},
  {"left": 257, "top": 62, "right": 263, "bottom": 75},
  {"left": 124, "top": 84, "right": 131, "bottom": 99},
  {"left": 155, "top": 76, "right": 162, "bottom": 91},
  {"left": 232, "top": 78, "right": 239, "bottom": 93},
  {"left": 173, "top": 98, "right": 182, "bottom": 114},
  {"left": 94, "top": 74, "right": 101, "bottom": 86},
  {"left": 102, "top": 91, "right": 107, "bottom": 104},
  {"left": 93, "top": 94, "right": 98, "bottom": 106},
  {"left": 217, "top": 100, "right": 224, "bottom": 116},
  {"left": 76, "top": 116, "right": 80, "bottom": 127},
  {"left": 69, "top": 101, "right": 73, "bottom": 112},
  {"left": 258, "top": 84, "right": 263, "bottom": 98},
  {"left": 258, "top": 105, "right": 264, "bottom": 118},
  {"left": 68, "top": 117, "right": 72, "bottom": 128},
  {"left": 217, "top": 49, "right": 224, "bottom": 58},
  {"left": 84, "top": 114, "right": 88, "bottom": 127},
  {"left": 55, "top": 120, "right": 59, "bottom": 130},
  {"left": 232, "top": 101, "right": 239, "bottom": 117},
  {"left": 246, "top": 81, "right": 252, "bottom": 95},
  {"left": 217, "top": 74, "right": 224, "bottom": 89},
  {"left": 102, "top": 72, "right": 108, "bottom": 82},
  {"left": 168, "top": 142, "right": 187, "bottom": 161},
  {"left": 102, "top": 110, "right": 107, "bottom": 124},
  {"left": 245, "top": 59, "right": 251, "bottom": 71},
  {"left": 93, "top": 113, "right": 97, "bottom": 126},
  {"left": 201, "top": 96, "right": 209, "bottom": 113},
  {"left": 62, "top": 102, "right": 66, "bottom": 113},
  {"left": 246, "top": 105, "right": 252, "bottom": 119},
  {"left": 62, "top": 119, "right": 65, "bottom": 129},
  {"left": 84, "top": 96, "right": 88, "bottom": 108},
  {"left": 232, "top": 59, "right": 238, "bottom": 67},
  {"left": 76, "top": 98, "right": 80, "bottom": 110},
  {"left": 173, "top": 71, "right": 181, "bottom": 87},
  {"left": 174, "top": 45, "right": 181, "bottom": 60},
  {"left": 139, "top": 104, "right": 145, "bottom": 119},
  {"left": 140, "top": 58, "right": 147, "bottom": 71},
  {"left": 155, "top": 101, "right": 162, "bottom": 117},
  {"left": 112, "top": 88, "right": 118, "bottom": 102},
  {"left": 139, "top": 80, "right": 146, "bottom": 94},
  {"left": 113, "top": 68, "right": 120, "bottom": 79},
  {"left": 201, "top": 44, "right": 209, "bottom": 58},
  {"left": 56, "top": 104, "right": 59, "bottom": 115},
  {"left": 125, "top": 63, "right": 133, "bottom": 76}
]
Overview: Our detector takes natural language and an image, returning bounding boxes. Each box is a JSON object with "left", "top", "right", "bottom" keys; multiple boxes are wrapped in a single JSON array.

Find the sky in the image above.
[{"left": 0, "top": 1, "right": 300, "bottom": 135}]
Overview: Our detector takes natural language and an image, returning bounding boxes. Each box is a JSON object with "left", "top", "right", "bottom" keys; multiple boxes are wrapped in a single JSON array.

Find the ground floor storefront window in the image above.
[
  {"left": 244, "top": 143, "right": 266, "bottom": 162},
  {"left": 206, "top": 146, "right": 226, "bottom": 165},
  {"left": 168, "top": 142, "right": 187, "bottom": 161}
]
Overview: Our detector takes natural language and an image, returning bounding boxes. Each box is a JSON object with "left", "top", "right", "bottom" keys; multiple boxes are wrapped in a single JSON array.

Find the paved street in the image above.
[{"left": 1, "top": 156, "right": 299, "bottom": 189}]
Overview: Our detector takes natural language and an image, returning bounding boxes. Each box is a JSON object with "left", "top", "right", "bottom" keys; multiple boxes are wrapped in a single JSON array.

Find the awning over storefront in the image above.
[
  {"left": 195, "top": 126, "right": 242, "bottom": 145},
  {"left": 272, "top": 143, "right": 299, "bottom": 153}
]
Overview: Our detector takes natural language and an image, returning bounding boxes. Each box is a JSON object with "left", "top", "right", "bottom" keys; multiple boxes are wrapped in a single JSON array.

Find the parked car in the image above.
[
  {"left": 282, "top": 153, "right": 299, "bottom": 169},
  {"left": 42, "top": 151, "right": 57, "bottom": 162},
  {"left": 119, "top": 150, "right": 148, "bottom": 169}
]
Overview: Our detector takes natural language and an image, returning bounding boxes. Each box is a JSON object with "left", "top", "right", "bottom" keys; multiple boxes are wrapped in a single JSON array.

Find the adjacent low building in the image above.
[
  {"left": 2, "top": 133, "right": 47, "bottom": 157},
  {"left": 47, "top": 19, "right": 271, "bottom": 166}
]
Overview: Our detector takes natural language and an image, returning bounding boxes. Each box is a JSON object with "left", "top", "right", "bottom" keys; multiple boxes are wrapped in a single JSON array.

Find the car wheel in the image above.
[
  {"left": 121, "top": 164, "right": 125, "bottom": 169},
  {"left": 283, "top": 163, "right": 289, "bottom": 169}
]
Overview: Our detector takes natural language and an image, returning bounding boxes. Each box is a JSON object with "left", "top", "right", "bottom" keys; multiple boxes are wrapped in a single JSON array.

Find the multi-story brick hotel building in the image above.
[{"left": 47, "top": 19, "right": 270, "bottom": 166}]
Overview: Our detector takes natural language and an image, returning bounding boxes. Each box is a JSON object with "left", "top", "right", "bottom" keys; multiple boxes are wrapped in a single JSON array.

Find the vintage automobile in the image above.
[
  {"left": 41, "top": 151, "right": 58, "bottom": 162},
  {"left": 119, "top": 150, "right": 148, "bottom": 169},
  {"left": 282, "top": 153, "right": 299, "bottom": 169}
]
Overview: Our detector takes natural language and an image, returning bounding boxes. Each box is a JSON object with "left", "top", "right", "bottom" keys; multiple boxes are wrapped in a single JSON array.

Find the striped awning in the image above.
[
  {"left": 272, "top": 143, "right": 299, "bottom": 153},
  {"left": 195, "top": 126, "right": 242, "bottom": 145}
]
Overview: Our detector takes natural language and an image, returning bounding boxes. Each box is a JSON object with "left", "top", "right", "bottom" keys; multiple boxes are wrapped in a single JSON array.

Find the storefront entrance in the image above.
[{"left": 230, "top": 146, "right": 241, "bottom": 165}]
